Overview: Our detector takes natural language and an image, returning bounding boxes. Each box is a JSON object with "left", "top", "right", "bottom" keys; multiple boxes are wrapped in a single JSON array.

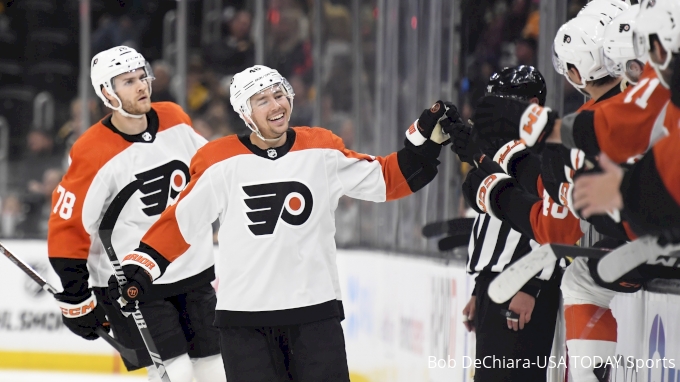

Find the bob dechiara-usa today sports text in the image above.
[{"left": 428, "top": 355, "right": 676, "bottom": 371}]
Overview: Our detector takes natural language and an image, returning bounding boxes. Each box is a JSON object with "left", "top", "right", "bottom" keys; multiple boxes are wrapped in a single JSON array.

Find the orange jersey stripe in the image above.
[
  {"left": 291, "top": 127, "right": 411, "bottom": 201},
  {"left": 154, "top": 101, "right": 193, "bottom": 132},
  {"left": 47, "top": 124, "right": 133, "bottom": 260},
  {"left": 565, "top": 304, "right": 617, "bottom": 342}
]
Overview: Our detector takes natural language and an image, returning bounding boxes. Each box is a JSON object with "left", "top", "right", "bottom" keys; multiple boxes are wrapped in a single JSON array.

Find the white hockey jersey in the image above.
[
  {"left": 138, "top": 127, "right": 441, "bottom": 326},
  {"left": 48, "top": 102, "right": 214, "bottom": 300}
]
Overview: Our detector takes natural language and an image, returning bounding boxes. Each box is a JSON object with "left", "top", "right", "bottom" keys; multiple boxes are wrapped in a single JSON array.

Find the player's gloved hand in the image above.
[
  {"left": 462, "top": 154, "right": 515, "bottom": 219},
  {"left": 107, "top": 251, "right": 159, "bottom": 312},
  {"left": 445, "top": 121, "right": 478, "bottom": 164},
  {"left": 541, "top": 144, "right": 582, "bottom": 186},
  {"left": 541, "top": 144, "right": 584, "bottom": 210},
  {"left": 55, "top": 290, "right": 110, "bottom": 340},
  {"left": 406, "top": 100, "right": 461, "bottom": 146},
  {"left": 472, "top": 96, "right": 558, "bottom": 149},
  {"left": 488, "top": 139, "right": 528, "bottom": 174}
]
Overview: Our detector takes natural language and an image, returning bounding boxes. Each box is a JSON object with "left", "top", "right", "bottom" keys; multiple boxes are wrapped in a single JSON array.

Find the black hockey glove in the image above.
[
  {"left": 406, "top": 100, "right": 461, "bottom": 146},
  {"left": 462, "top": 154, "right": 516, "bottom": 220},
  {"left": 472, "top": 96, "right": 558, "bottom": 149},
  {"left": 55, "top": 290, "right": 110, "bottom": 340},
  {"left": 107, "top": 251, "right": 159, "bottom": 312},
  {"left": 444, "top": 120, "right": 479, "bottom": 164}
]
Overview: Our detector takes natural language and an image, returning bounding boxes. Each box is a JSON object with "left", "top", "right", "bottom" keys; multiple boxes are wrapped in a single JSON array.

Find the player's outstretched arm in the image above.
[
  {"left": 462, "top": 155, "right": 582, "bottom": 245},
  {"left": 334, "top": 101, "right": 462, "bottom": 202}
]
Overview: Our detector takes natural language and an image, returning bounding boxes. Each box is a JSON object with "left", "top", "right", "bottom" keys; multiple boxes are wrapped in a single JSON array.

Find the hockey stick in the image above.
[
  {"left": 99, "top": 180, "right": 171, "bottom": 382},
  {"left": 422, "top": 217, "right": 475, "bottom": 238},
  {"left": 0, "top": 242, "right": 140, "bottom": 366},
  {"left": 437, "top": 234, "right": 470, "bottom": 251},
  {"left": 596, "top": 236, "right": 680, "bottom": 283},
  {"left": 487, "top": 244, "right": 610, "bottom": 304}
]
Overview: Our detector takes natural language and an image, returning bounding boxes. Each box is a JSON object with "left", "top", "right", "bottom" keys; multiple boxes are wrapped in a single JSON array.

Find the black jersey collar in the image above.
[
  {"left": 593, "top": 83, "right": 622, "bottom": 104},
  {"left": 238, "top": 129, "right": 296, "bottom": 160},
  {"left": 102, "top": 107, "right": 160, "bottom": 143}
]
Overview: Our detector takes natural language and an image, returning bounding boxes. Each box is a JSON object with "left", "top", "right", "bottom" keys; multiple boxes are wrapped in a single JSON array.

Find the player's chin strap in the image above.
[
  {"left": 104, "top": 94, "right": 146, "bottom": 119},
  {"left": 245, "top": 115, "right": 286, "bottom": 143}
]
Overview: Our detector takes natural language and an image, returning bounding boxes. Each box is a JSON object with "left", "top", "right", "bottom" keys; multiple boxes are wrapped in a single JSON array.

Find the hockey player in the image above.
[
  {"left": 47, "top": 46, "right": 226, "bottom": 382},
  {"left": 461, "top": 11, "right": 627, "bottom": 382},
  {"left": 463, "top": 13, "right": 624, "bottom": 246},
  {"left": 454, "top": 65, "right": 563, "bottom": 382},
  {"left": 573, "top": 0, "right": 680, "bottom": 239},
  {"left": 467, "top": 2, "right": 677, "bottom": 380},
  {"left": 105, "top": 64, "right": 458, "bottom": 381}
]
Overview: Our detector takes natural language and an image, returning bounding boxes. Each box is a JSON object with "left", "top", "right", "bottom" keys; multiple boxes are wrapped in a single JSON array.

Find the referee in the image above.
[{"left": 450, "top": 66, "right": 563, "bottom": 381}]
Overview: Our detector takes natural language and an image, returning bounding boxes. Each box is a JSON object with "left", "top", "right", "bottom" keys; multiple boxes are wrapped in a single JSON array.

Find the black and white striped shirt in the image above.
[{"left": 467, "top": 213, "right": 556, "bottom": 280}]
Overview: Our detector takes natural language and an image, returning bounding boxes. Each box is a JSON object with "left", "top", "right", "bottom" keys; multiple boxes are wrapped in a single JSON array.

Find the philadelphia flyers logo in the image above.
[
  {"left": 135, "top": 160, "right": 190, "bottom": 217},
  {"left": 242, "top": 181, "right": 313, "bottom": 236}
]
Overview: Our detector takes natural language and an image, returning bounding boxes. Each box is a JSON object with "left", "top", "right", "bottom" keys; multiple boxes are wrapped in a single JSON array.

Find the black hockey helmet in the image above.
[{"left": 486, "top": 65, "right": 547, "bottom": 106}]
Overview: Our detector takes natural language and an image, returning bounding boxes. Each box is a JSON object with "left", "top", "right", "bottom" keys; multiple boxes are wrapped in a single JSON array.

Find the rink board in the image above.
[{"left": 1, "top": 240, "right": 679, "bottom": 381}]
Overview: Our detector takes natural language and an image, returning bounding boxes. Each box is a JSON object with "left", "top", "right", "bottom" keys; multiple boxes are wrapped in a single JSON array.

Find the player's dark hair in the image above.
[{"left": 565, "top": 63, "right": 618, "bottom": 87}]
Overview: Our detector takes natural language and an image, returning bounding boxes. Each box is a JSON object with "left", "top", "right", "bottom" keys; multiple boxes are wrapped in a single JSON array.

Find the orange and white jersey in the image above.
[
  {"left": 561, "top": 63, "right": 670, "bottom": 163},
  {"left": 48, "top": 102, "right": 213, "bottom": 298},
  {"left": 138, "top": 127, "right": 439, "bottom": 326}
]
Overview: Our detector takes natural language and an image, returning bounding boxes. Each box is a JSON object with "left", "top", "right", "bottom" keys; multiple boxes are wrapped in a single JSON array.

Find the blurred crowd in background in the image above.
[{"left": 0, "top": 0, "right": 588, "bottom": 248}]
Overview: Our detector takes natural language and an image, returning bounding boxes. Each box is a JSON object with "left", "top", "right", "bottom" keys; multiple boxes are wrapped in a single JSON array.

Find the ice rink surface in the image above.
[{"left": 0, "top": 370, "right": 147, "bottom": 382}]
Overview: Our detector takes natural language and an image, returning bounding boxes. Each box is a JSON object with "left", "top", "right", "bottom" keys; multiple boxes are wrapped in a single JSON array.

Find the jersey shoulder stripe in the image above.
[
  {"left": 71, "top": 123, "right": 133, "bottom": 170},
  {"left": 152, "top": 102, "right": 192, "bottom": 132},
  {"left": 191, "top": 134, "right": 253, "bottom": 174},
  {"left": 291, "top": 126, "right": 374, "bottom": 161}
]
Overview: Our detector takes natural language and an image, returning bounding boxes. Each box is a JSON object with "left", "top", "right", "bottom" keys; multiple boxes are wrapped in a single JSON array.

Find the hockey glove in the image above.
[
  {"left": 406, "top": 100, "right": 461, "bottom": 146},
  {"left": 445, "top": 121, "right": 478, "bottom": 164},
  {"left": 55, "top": 290, "right": 110, "bottom": 340},
  {"left": 107, "top": 251, "right": 158, "bottom": 312},
  {"left": 472, "top": 96, "right": 558, "bottom": 149},
  {"left": 490, "top": 139, "right": 528, "bottom": 174},
  {"left": 462, "top": 154, "right": 515, "bottom": 220}
]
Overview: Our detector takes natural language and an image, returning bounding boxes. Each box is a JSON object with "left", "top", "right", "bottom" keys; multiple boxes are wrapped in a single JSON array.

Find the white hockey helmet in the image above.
[
  {"left": 577, "top": 0, "right": 630, "bottom": 26},
  {"left": 90, "top": 46, "right": 154, "bottom": 119},
  {"left": 229, "top": 65, "right": 295, "bottom": 140},
  {"left": 603, "top": 4, "right": 646, "bottom": 84},
  {"left": 553, "top": 15, "right": 611, "bottom": 90},
  {"left": 633, "top": 0, "right": 680, "bottom": 87}
]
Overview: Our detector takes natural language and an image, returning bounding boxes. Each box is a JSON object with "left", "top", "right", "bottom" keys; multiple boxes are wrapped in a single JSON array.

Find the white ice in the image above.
[{"left": 0, "top": 370, "right": 147, "bottom": 382}]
